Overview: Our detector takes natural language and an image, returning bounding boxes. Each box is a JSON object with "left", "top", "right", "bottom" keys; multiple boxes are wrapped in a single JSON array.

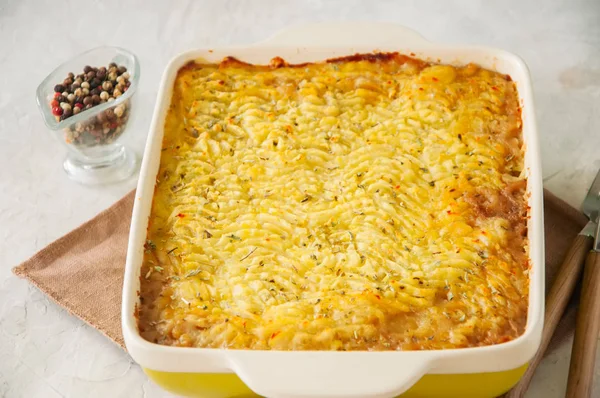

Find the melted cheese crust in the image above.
[{"left": 138, "top": 53, "right": 528, "bottom": 351}]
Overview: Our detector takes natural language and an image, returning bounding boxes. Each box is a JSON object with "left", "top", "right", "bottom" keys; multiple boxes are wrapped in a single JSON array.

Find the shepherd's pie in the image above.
[{"left": 137, "top": 53, "right": 528, "bottom": 351}]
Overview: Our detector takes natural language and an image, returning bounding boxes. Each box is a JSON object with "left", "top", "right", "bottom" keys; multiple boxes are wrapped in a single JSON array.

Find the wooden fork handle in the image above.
[
  {"left": 506, "top": 234, "right": 593, "bottom": 398},
  {"left": 566, "top": 251, "right": 600, "bottom": 398}
]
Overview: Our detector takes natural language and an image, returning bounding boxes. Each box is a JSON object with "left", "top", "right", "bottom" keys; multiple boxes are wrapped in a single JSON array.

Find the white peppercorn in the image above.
[
  {"left": 67, "top": 93, "right": 75, "bottom": 103},
  {"left": 82, "top": 88, "right": 90, "bottom": 96},
  {"left": 116, "top": 75, "right": 125, "bottom": 84},
  {"left": 122, "top": 72, "right": 130, "bottom": 80},
  {"left": 100, "top": 91, "right": 109, "bottom": 101},
  {"left": 60, "top": 102, "right": 72, "bottom": 111},
  {"left": 113, "top": 89, "right": 122, "bottom": 98},
  {"left": 114, "top": 105, "right": 124, "bottom": 118},
  {"left": 74, "top": 88, "right": 83, "bottom": 97},
  {"left": 81, "top": 81, "right": 90, "bottom": 89}
]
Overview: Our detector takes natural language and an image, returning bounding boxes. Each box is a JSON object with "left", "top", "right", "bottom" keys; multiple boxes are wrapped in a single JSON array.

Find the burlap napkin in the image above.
[
  {"left": 12, "top": 189, "right": 589, "bottom": 382},
  {"left": 13, "top": 191, "right": 135, "bottom": 348}
]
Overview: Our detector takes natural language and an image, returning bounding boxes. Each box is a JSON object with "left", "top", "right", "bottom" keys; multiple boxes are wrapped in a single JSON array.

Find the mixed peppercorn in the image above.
[{"left": 50, "top": 63, "right": 133, "bottom": 146}]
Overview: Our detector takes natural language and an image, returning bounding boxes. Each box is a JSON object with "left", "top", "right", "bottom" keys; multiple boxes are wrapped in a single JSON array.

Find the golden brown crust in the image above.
[
  {"left": 181, "top": 52, "right": 429, "bottom": 73},
  {"left": 138, "top": 52, "right": 528, "bottom": 351}
]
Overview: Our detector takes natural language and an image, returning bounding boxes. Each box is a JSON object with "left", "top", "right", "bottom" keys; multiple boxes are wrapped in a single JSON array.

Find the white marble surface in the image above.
[{"left": 1, "top": 1, "right": 600, "bottom": 397}]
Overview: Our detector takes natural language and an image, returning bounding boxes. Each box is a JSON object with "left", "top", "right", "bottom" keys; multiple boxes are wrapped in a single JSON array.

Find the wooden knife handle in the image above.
[
  {"left": 506, "top": 234, "right": 593, "bottom": 398},
  {"left": 566, "top": 251, "right": 600, "bottom": 398}
]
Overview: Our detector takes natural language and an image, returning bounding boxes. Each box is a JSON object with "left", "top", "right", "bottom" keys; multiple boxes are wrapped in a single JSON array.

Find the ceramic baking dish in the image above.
[{"left": 122, "top": 23, "right": 544, "bottom": 398}]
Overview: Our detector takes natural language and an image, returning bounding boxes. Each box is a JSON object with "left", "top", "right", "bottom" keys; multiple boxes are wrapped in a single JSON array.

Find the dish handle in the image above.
[
  {"left": 228, "top": 352, "right": 432, "bottom": 398},
  {"left": 256, "top": 22, "right": 430, "bottom": 48}
]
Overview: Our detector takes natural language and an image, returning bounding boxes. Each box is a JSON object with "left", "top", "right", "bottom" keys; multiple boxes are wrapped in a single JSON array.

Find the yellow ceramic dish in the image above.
[
  {"left": 122, "top": 23, "right": 543, "bottom": 398},
  {"left": 144, "top": 365, "right": 528, "bottom": 398}
]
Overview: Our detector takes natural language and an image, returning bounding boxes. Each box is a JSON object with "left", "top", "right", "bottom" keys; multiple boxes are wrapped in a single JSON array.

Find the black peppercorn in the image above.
[
  {"left": 70, "top": 82, "right": 80, "bottom": 91},
  {"left": 109, "top": 62, "right": 117, "bottom": 68},
  {"left": 63, "top": 108, "right": 73, "bottom": 118},
  {"left": 117, "top": 66, "right": 127, "bottom": 75},
  {"left": 91, "top": 87, "right": 101, "bottom": 96},
  {"left": 83, "top": 65, "right": 92, "bottom": 73},
  {"left": 92, "top": 94, "right": 100, "bottom": 105},
  {"left": 91, "top": 78, "right": 102, "bottom": 88},
  {"left": 83, "top": 96, "right": 92, "bottom": 106},
  {"left": 54, "top": 84, "right": 65, "bottom": 93},
  {"left": 56, "top": 95, "right": 67, "bottom": 103},
  {"left": 85, "top": 104, "right": 93, "bottom": 110},
  {"left": 86, "top": 71, "right": 96, "bottom": 80},
  {"left": 67, "top": 72, "right": 75, "bottom": 79},
  {"left": 96, "top": 70, "right": 106, "bottom": 80},
  {"left": 63, "top": 78, "right": 73, "bottom": 86}
]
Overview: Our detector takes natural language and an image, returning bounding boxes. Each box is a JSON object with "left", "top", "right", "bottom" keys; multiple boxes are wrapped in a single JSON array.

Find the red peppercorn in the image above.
[
  {"left": 74, "top": 103, "right": 84, "bottom": 109},
  {"left": 54, "top": 92, "right": 60, "bottom": 99},
  {"left": 50, "top": 100, "right": 59, "bottom": 108},
  {"left": 52, "top": 106, "right": 63, "bottom": 116}
]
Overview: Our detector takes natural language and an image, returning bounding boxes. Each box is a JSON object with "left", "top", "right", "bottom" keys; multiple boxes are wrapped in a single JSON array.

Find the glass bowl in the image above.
[{"left": 36, "top": 46, "right": 140, "bottom": 185}]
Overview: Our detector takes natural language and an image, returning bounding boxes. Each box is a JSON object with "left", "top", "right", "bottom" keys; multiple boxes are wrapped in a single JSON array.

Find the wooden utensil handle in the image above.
[
  {"left": 506, "top": 235, "right": 593, "bottom": 398},
  {"left": 566, "top": 251, "right": 600, "bottom": 398}
]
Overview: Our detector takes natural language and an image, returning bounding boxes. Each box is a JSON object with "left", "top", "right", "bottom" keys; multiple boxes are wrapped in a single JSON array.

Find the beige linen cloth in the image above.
[
  {"left": 12, "top": 189, "right": 589, "bottom": 393},
  {"left": 13, "top": 191, "right": 135, "bottom": 348}
]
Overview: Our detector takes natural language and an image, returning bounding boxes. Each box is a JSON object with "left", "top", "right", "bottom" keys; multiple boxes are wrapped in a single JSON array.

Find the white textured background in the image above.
[{"left": 1, "top": 0, "right": 600, "bottom": 397}]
